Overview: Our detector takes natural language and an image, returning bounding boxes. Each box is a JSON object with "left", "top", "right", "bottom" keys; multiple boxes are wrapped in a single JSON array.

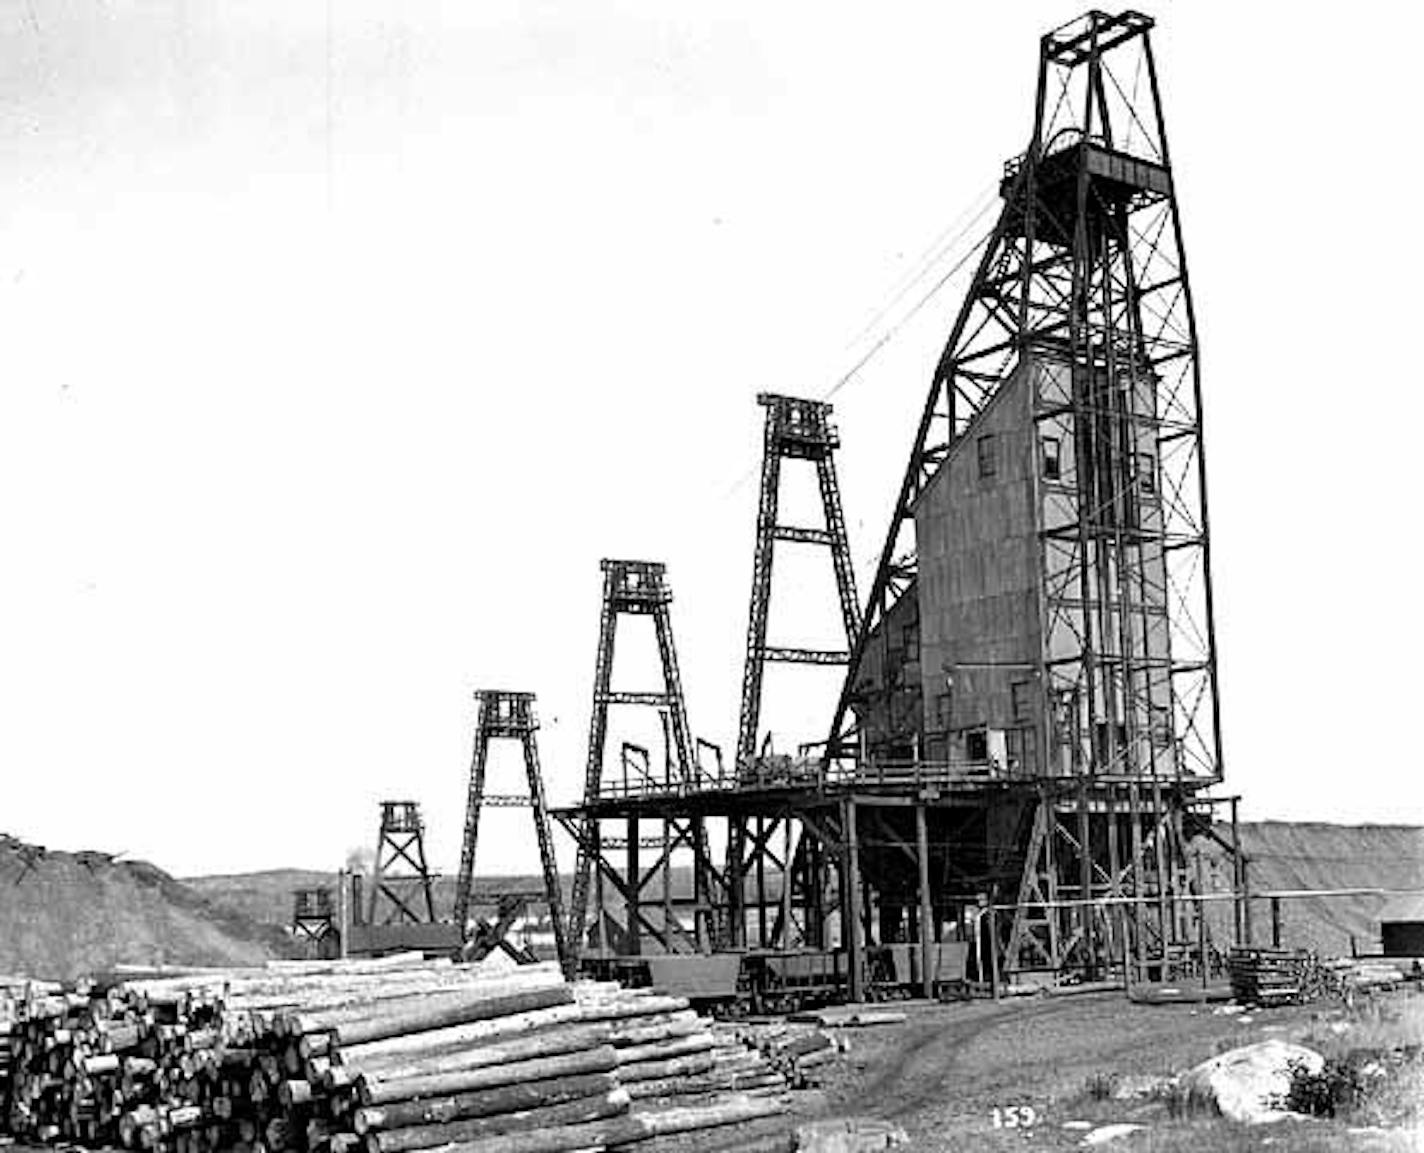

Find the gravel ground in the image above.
[{"left": 786, "top": 990, "right": 1422, "bottom": 1151}]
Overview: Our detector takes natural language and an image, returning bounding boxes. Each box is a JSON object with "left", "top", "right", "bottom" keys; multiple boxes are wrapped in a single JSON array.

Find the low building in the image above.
[{"left": 1379, "top": 896, "right": 1424, "bottom": 957}]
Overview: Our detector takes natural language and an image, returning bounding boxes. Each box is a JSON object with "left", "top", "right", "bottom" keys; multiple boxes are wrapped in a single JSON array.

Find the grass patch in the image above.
[
  {"left": 1270, "top": 994, "right": 1424, "bottom": 1131},
  {"left": 1083, "top": 1070, "right": 1120, "bottom": 1100},
  {"left": 1299, "top": 992, "right": 1424, "bottom": 1058}
]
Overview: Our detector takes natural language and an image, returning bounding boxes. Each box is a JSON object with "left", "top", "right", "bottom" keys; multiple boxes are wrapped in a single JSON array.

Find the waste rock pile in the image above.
[{"left": 0, "top": 954, "right": 787, "bottom": 1152}]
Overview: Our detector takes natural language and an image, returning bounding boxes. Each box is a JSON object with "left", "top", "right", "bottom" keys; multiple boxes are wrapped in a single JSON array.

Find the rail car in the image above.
[
  {"left": 576, "top": 941, "right": 970, "bottom": 1015},
  {"left": 742, "top": 949, "right": 846, "bottom": 1013},
  {"left": 868, "top": 942, "right": 972, "bottom": 1001},
  {"left": 578, "top": 952, "right": 748, "bottom": 1014}
]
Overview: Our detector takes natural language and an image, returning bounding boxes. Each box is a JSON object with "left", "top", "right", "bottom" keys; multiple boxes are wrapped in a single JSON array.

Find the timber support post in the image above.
[
  {"left": 915, "top": 802, "right": 934, "bottom": 998},
  {"left": 843, "top": 797, "right": 865, "bottom": 1002}
]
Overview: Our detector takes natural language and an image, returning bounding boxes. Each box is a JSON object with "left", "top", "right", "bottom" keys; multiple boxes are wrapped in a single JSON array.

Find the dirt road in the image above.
[{"left": 799, "top": 991, "right": 1353, "bottom": 1151}]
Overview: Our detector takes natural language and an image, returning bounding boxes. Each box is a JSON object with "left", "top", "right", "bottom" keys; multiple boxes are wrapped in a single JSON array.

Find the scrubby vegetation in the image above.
[{"left": 1280, "top": 993, "right": 1424, "bottom": 1127}]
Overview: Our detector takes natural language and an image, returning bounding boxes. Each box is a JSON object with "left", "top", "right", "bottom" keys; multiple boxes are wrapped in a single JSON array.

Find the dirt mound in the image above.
[
  {"left": 183, "top": 868, "right": 342, "bottom": 929},
  {"left": 0, "top": 835, "right": 293, "bottom": 981},
  {"left": 1240, "top": 822, "right": 1424, "bottom": 954},
  {"left": 184, "top": 871, "right": 564, "bottom": 929}
]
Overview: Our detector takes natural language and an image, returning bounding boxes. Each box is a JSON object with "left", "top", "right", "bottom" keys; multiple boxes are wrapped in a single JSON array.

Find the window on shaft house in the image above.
[
  {"left": 977, "top": 434, "right": 997, "bottom": 479},
  {"left": 1042, "top": 435, "right": 1061, "bottom": 481}
]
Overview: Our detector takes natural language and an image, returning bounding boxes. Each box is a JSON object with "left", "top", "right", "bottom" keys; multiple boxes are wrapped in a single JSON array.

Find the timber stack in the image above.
[
  {"left": 718, "top": 1022, "right": 843, "bottom": 1091},
  {"left": 1226, "top": 946, "right": 1310, "bottom": 1006},
  {"left": 0, "top": 955, "right": 788, "bottom": 1152}
]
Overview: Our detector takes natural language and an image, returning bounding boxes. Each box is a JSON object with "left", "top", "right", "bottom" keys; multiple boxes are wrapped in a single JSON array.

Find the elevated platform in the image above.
[
  {"left": 1000, "top": 138, "right": 1171, "bottom": 246},
  {"left": 557, "top": 761, "right": 1231, "bottom": 995},
  {"left": 555, "top": 759, "right": 1214, "bottom": 821}
]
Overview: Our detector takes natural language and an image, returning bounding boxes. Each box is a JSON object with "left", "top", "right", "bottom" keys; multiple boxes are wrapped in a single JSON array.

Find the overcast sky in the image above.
[{"left": 2, "top": 1, "right": 1420, "bottom": 880}]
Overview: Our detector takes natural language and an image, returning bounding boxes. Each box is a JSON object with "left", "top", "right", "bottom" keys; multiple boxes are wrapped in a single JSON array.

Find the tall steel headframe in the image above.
[
  {"left": 453, "top": 689, "right": 568, "bottom": 968},
  {"left": 367, "top": 799, "right": 438, "bottom": 926},
  {"left": 565, "top": 560, "right": 707, "bottom": 968},
  {"left": 735, "top": 393, "right": 862, "bottom": 772},
  {"left": 726, "top": 394, "right": 860, "bottom": 950},
  {"left": 829, "top": 9, "right": 1222, "bottom": 790}
]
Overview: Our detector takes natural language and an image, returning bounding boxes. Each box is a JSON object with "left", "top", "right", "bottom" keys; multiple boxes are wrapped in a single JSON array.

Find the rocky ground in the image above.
[{"left": 784, "top": 987, "right": 1424, "bottom": 1151}]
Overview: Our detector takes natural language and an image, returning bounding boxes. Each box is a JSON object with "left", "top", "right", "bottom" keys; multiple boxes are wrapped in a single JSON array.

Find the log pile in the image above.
[
  {"left": 0, "top": 1009, "right": 13, "bottom": 1107},
  {"left": 1227, "top": 946, "right": 1310, "bottom": 1006},
  {"left": 716, "top": 1021, "right": 844, "bottom": 1090},
  {"left": 597, "top": 1007, "right": 784, "bottom": 1104},
  {"left": 0, "top": 956, "right": 787, "bottom": 1152},
  {"left": 1324, "top": 957, "right": 1409, "bottom": 993}
]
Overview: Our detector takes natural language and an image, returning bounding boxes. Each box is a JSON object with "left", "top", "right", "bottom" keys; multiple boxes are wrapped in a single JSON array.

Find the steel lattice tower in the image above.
[
  {"left": 366, "top": 800, "right": 438, "bottom": 926},
  {"left": 727, "top": 394, "right": 861, "bottom": 948},
  {"left": 291, "top": 886, "right": 338, "bottom": 957},
  {"left": 735, "top": 394, "right": 862, "bottom": 771},
  {"left": 565, "top": 560, "right": 707, "bottom": 968},
  {"left": 453, "top": 690, "right": 568, "bottom": 968},
  {"left": 827, "top": 10, "right": 1226, "bottom": 980}
]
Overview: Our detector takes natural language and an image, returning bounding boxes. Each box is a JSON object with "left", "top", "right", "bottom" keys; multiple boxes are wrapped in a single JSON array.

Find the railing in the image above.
[
  {"left": 834, "top": 757, "right": 1005, "bottom": 790},
  {"left": 580, "top": 756, "right": 1006, "bottom": 802}
]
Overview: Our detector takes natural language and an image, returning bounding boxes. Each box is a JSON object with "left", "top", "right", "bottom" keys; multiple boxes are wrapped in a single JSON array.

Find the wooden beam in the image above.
[
  {"left": 843, "top": 797, "right": 865, "bottom": 1002},
  {"left": 781, "top": 811, "right": 795, "bottom": 949},
  {"left": 627, "top": 818, "right": 640, "bottom": 955},
  {"left": 915, "top": 803, "right": 934, "bottom": 999}
]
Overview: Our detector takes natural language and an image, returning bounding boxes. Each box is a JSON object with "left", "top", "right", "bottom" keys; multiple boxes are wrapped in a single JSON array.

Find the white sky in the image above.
[{"left": 2, "top": 1, "right": 1421, "bottom": 880}]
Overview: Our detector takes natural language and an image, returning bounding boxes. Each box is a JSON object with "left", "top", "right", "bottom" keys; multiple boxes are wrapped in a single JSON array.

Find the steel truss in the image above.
[
  {"left": 453, "top": 690, "right": 568, "bottom": 967},
  {"left": 728, "top": 394, "right": 862, "bottom": 948},
  {"left": 823, "top": 9, "right": 1230, "bottom": 981},
  {"left": 551, "top": 10, "right": 1238, "bottom": 995},
  {"left": 564, "top": 560, "right": 712, "bottom": 969},
  {"left": 367, "top": 800, "right": 438, "bottom": 926},
  {"left": 291, "top": 886, "right": 338, "bottom": 957}
]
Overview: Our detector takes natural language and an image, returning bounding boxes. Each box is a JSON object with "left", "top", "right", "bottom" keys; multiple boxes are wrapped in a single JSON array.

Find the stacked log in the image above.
[
  {"left": 0, "top": 1019, "right": 11, "bottom": 1107},
  {"left": 0, "top": 957, "right": 788, "bottom": 1153},
  {"left": 572, "top": 988, "right": 784, "bottom": 1104},
  {"left": 0, "top": 981, "right": 20, "bottom": 1106},
  {"left": 1227, "top": 947, "right": 1310, "bottom": 1006},
  {"left": 717, "top": 1021, "right": 844, "bottom": 1090},
  {"left": 425, "top": 1095, "right": 786, "bottom": 1153}
]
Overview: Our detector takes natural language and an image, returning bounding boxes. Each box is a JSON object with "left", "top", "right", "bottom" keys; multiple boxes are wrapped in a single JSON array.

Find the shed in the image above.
[{"left": 1378, "top": 895, "right": 1424, "bottom": 957}]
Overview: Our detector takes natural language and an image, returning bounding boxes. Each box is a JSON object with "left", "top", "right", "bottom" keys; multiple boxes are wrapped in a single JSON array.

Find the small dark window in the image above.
[
  {"left": 965, "top": 728, "right": 989, "bottom": 762},
  {"left": 1137, "top": 453, "right": 1155, "bottom": 495},
  {"left": 977, "top": 434, "right": 997, "bottom": 479},
  {"left": 1151, "top": 705, "right": 1173, "bottom": 748},
  {"left": 1052, "top": 689, "right": 1077, "bottom": 735},
  {"left": 1042, "top": 436, "right": 1061, "bottom": 481},
  {"left": 1011, "top": 681, "right": 1032, "bottom": 720},
  {"left": 902, "top": 624, "right": 920, "bottom": 662},
  {"left": 1095, "top": 721, "right": 1129, "bottom": 755}
]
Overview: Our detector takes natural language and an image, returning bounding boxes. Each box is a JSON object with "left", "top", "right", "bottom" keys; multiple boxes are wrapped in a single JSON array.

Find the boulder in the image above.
[{"left": 1180, "top": 1039, "right": 1323, "bottom": 1124}]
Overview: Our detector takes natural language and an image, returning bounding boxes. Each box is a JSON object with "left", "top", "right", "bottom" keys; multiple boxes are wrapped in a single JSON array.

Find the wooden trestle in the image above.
[{"left": 554, "top": 766, "right": 1245, "bottom": 997}]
